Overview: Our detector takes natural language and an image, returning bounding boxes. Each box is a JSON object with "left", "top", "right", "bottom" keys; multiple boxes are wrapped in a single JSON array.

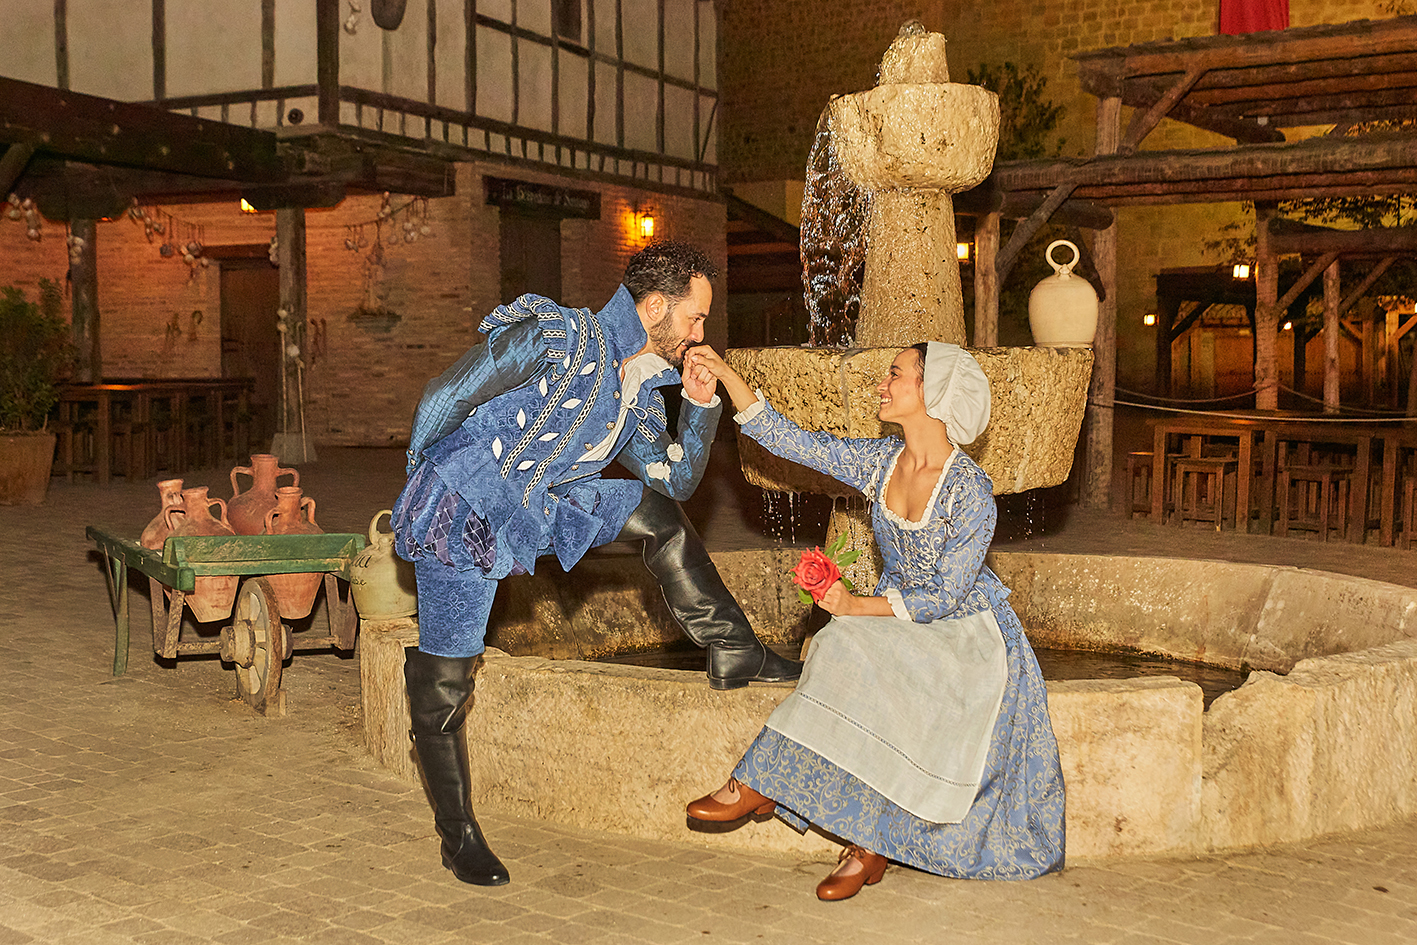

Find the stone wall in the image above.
[{"left": 0, "top": 163, "right": 727, "bottom": 448}]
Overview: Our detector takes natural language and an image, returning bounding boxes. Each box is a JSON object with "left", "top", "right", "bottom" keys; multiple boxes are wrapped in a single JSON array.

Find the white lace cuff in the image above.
[
  {"left": 883, "top": 587, "right": 911, "bottom": 621},
  {"left": 733, "top": 390, "right": 767, "bottom": 424},
  {"left": 681, "top": 389, "right": 721, "bottom": 409}
]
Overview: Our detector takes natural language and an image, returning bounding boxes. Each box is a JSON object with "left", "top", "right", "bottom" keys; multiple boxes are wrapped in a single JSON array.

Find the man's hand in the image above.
[
  {"left": 684, "top": 346, "right": 757, "bottom": 412},
  {"left": 681, "top": 344, "right": 721, "bottom": 404}
]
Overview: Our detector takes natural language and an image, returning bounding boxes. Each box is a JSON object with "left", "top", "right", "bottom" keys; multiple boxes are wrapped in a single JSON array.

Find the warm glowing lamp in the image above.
[
  {"left": 637, "top": 211, "right": 656, "bottom": 239},
  {"left": 1282, "top": 320, "right": 1293, "bottom": 331},
  {"left": 1142, "top": 313, "right": 1157, "bottom": 326},
  {"left": 1232, "top": 263, "right": 1251, "bottom": 279},
  {"left": 956, "top": 242, "right": 971, "bottom": 261},
  {"left": 240, "top": 198, "right": 259, "bottom": 214}
]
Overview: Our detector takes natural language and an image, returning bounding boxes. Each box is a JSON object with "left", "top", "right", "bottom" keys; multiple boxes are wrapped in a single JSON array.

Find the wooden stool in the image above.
[
  {"left": 1172, "top": 457, "right": 1236, "bottom": 530},
  {"left": 1277, "top": 464, "right": 1352, "bottom": 540},
  {"left": 1126, "top": 451, "right": 1153, "bottom": 518}
]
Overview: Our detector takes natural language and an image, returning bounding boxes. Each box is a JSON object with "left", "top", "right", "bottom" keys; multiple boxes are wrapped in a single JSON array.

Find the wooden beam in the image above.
[
  {"left": 1338, "top": 256, "right": 1396, "bottom": 317},
  {"left": 0, "top": 75, "right": 283, "bottom": 182},
  {"left": 955, "top": 186, "right": 1114, "bottom": 229},
  {"left": 1120, "top": 68, "right": 1205, "bottom": 154},
  {"left": 1270, "top": 220, "right": 1417, "bottom": 256},
  {"left": 1274, "top": 251, "right": 1341, "bottom": 314},
  {"left": 0, "top": 142, "right": 36, "bottom": 195},
  {"left": 995, "top": 180, "right": 1077, "bottom": 283},
  {"left": 992, "top": 130, "right": 1417, "bottom": 196}
]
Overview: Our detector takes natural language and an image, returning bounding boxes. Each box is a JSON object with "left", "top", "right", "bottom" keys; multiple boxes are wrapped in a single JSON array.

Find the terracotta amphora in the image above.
[
  {"left": 163, "top": 486, "right": 239, "bottom": 622},
  {"left": 228, "top": 454, "right": 299, "bottom": 535},
  {"left": 140, "top": 478, "right": 185, "bottom": 551},
  {"left": 262, "top": 486, "right": 324, "bottom": 620}
]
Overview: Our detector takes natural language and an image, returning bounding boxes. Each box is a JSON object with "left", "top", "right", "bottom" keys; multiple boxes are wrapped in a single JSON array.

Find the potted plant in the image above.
[{"left": 0, "top": 279, "right": 73, "bottom": 504}]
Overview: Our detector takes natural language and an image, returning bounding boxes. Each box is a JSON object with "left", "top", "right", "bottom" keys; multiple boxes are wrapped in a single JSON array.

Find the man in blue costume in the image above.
[{"left": 391, "top": 241, "right": 803, "bottom": 887}]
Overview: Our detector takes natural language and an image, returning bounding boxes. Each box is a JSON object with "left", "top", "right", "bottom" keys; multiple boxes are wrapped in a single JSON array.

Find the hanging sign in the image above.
[{"left": 484, "top": 177, "right": 601, "bottom": 220}]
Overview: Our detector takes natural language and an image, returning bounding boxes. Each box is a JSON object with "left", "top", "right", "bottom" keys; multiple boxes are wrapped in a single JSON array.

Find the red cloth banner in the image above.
[{"left": 1220, "top": 0, "right": 1289, "bottom": 34}]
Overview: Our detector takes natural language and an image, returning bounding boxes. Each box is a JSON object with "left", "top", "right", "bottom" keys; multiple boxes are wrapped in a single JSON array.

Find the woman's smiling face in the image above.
[{"left": 877, "top": 348, "right": 925, "bottom": 423}]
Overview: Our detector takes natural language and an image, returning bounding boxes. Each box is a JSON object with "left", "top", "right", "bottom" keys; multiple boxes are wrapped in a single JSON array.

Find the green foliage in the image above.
[
  {"left": 965, "top": 61, "right": 1067, "bottom": 161},
  {"left": 0, "top": 280, "right": 73, "bottom": 432}
]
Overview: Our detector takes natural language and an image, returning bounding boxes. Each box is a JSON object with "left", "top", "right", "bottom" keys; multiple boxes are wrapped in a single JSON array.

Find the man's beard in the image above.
[{"left": 648, "top": 315, "right": 687, "bottom": 368}]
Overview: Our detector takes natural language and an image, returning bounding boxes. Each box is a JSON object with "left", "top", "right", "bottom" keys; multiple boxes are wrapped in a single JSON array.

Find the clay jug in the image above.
[
  {"left": 262, "top": 486, "right": 324, "bottom": 620},
  {"left": 164, "top": 486, "right": 239, "bottom": 622},
  {"left": 1028, "top": 239, "right": 1099, "bottom": 348},
  {"left": 349, "top": 509, "right": 418, "bottom": 619},
  {"left": 140, "top": 478, "right": 185, "bottom": 551},
  {"left": 228, "top": 454, "right": 299, "bottom": 535}
]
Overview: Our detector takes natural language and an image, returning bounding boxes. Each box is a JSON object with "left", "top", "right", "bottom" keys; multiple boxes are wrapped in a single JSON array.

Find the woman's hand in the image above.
[
  {"left": 817, "top": 580, "right": 855, "bottom": 616},
  {"left": 684, "top": 346, "right": 757, "bottom": 412},
  {"left": 817, "top": 580, "right": 896, "bottom": 617}
]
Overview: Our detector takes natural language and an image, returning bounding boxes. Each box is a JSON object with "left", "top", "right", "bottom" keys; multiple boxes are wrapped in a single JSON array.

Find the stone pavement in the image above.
[{"left": 3, "top": 450, "right": 1416, "bottom": 944}]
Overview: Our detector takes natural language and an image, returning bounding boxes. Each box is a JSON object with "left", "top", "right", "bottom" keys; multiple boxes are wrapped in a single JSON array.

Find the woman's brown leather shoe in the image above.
[
  {"left": 816, "top": 845, "right": 888, "bottom": 901},
  {"left": 685, "top": 778, "right": 776, "bottom": 821}
]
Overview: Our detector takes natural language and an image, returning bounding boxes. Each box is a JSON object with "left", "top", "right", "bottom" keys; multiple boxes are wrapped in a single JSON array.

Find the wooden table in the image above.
[
  {"left": 1149, "top": 416, "right": 1263, "bottom": 529},
  {"left": 1151, "top": 414, "right": 1416, "bottom": 544},
  {"left": 57, "top": 380, "right": 252, "bottom": 485}
]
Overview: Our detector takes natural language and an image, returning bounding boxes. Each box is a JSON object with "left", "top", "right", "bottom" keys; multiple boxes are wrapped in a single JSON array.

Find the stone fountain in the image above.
[
  {"left": 355, "top": 25, "right": 1417, "bottom": 866},
  {"left": 724, "top": 25, "right": 1093, "bottom": 587}
]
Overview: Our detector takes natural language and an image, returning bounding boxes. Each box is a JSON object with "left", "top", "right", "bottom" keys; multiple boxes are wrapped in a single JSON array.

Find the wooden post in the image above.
[
  {"left": 1082, "top": 95, "right": 1120, "bottom": 510},
  {"left": 272, "top": 208, "right": 314, "bottom": 463},
  {"left": 1254, "top": 204, "right": 1279, "bottom": 410},
  {"left": 1156, "top": 298, "right": 1180, "bottom": 396},
  {"left": 973, "top": 210, "right": 999, "bottom": 346},
  {"left": 1323, "top": 258, "right": 1340, "bottom": 413},
  {"left": 316, "top": 0, "right": 340, "bottom": 125},
  {"left": 71, "top": 218, "right": 100, "bottom": 383},
  {"left": 1387, "top": 304, "right": 1400, "bottom": 408},
  {"left": 1362, "top": 306, "right": 1376, "bottom": 404}
]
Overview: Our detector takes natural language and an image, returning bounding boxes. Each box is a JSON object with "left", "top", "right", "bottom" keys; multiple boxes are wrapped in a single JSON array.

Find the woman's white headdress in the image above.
[{"left": 921, "top": 342, "right": 991, "bottom": 445}]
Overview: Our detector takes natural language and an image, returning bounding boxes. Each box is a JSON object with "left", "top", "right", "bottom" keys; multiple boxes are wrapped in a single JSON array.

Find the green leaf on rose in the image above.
[
  {"left": 797, "top": 587, "right": 813, "bottom": 605},
  {"left": 825, "top": 532, "right": 847, "bottom": 557},
  {"left": 837, "top": 550, "right": 859, "bottom": 566}
]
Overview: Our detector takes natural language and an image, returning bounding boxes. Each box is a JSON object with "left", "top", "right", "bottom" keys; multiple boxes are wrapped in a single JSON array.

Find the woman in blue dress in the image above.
[{"left": 683, "top": 341, "right": 1065, "bottom": 900}]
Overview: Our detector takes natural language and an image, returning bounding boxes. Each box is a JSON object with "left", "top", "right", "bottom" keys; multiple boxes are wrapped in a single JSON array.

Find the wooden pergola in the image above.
[{"left": 968, "top": 14, "right": 1417, "bottom": 507}]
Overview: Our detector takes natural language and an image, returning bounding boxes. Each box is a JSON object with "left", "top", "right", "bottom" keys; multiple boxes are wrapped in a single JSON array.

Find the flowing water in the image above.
[{"left": 800, "top": 106, "right": 870, "bottom": 347}]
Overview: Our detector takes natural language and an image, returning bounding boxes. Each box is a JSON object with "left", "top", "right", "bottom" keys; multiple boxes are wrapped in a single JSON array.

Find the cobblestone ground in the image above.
[{"left": 2, "top": 449, "right": 1416, "bottom": 944}]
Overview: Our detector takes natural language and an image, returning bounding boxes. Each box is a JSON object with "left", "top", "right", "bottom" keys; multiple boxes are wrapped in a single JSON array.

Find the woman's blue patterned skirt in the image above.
[{"left": 733, "top": 600, "right": 1065, "bottom": 880}]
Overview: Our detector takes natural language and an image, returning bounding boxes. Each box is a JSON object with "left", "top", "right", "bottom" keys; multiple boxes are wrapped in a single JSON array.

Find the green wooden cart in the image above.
[{"left": 87, "top": 527, "right": 367, "bottom": 716}]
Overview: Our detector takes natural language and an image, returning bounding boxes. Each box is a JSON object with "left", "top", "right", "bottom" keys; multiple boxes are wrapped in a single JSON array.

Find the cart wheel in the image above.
[{"left": 230, "top": 578, "right": 287, "bottom": 717}]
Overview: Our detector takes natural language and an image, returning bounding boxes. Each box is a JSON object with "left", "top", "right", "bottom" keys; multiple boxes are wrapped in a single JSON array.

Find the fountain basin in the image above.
[
  {"left": 725, "top": 346, "right": 1093, "bottom": 496},
  {"left": 360, "top": 550, "right": 1417, "bottom": 861}
]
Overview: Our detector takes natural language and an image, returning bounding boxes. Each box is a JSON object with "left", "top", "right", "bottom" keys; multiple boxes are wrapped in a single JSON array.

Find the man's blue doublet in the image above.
[{"left": 392, "top": 287, "right": 720, "bottom": 583}]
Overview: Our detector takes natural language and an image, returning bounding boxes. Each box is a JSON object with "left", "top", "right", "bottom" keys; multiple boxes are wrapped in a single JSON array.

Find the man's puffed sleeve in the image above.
[{"left": 406, "top": 318, "right": 546, "bottom": 473}]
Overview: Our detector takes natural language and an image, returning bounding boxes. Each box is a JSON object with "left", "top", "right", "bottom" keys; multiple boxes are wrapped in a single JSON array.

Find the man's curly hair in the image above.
[{"left": 623, "top": 241, "right": 719, "bottom": 305}]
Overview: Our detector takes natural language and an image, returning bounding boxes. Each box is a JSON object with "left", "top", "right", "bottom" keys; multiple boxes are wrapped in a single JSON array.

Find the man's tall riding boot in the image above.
[
  {"left": 618, "top": 491, "right": 803, "bottom": 690},
  {"left": 404, "top": 647, "right": 510, "bottom": 886}
]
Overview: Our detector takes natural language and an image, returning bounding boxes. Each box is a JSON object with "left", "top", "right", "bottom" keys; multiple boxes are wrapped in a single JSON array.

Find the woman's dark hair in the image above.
[
  {"left": 623, "top": 241, "right": 719, "bottom": 305},
  {"left": 909, "top": 341, "right": 930, "bottom": 378}
]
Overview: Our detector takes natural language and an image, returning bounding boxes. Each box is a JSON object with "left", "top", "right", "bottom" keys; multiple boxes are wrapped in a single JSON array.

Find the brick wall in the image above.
[{"left": 0, "top": 163, "right": 726, "bottom": 448}]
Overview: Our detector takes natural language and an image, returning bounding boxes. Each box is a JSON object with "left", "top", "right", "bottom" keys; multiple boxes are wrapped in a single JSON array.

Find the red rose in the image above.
[{"left": 792, "top": 548, "right": 843, "bottom": 603}]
